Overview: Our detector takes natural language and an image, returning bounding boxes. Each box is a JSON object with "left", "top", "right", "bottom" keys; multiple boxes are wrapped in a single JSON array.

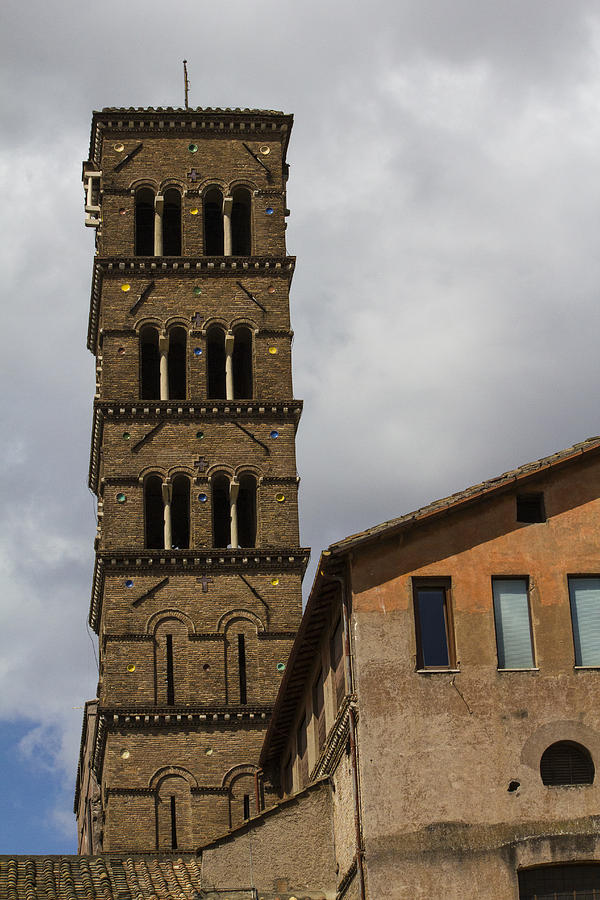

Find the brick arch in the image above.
[
  {"left": 199, "top": 180, "right": 227, "bottom": 197},
  {"left": 165, "top": 465, "right": 195, "bottom": 481},
  {"left": 138, "top": 466, "right": 167, "bottom": 484},
  {"left": 149, "top": 765, "right": 198, "bottom": 791},
  {"left": 230, "top": 316, "right": 258, "bottom": 332},
  {"left": 134, "top": 316, "right": 162, "bottom": 333},
  {"left": 202, "top": 317, "right": 228, "bottom": 334},
  {"left": 520, "top": 721, "right": 600, "bottom": 772},
  {"left": 146, "top": 608, "right": 196, "bottom": 636},
  {"left": 234, "top": 464, "right": 263, "bottom": 481},
  {"left": 164, "top": 316, "right": 190, "bottom": 331},
  {"left": 217, "top": 608, "right": 265, "bottom": 634},
  {"left": 129, "top": 178, "right": 159, "bottom": 193},
  {"left": 159, "top": 177, "right": 186, "bottom": 194},
  {"left": 206, "top": 464, "right": 235, "bottom": 480},
  {"left": 227, "top": 179, "right": 258, "bottom": 194},
  {"left": 221, "top": 763, "right": 259, "bottom": 790}
]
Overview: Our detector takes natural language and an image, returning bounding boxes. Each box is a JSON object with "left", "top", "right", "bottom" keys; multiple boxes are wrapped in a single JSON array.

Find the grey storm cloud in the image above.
[{"left": 1, "top": 0, "right": 600, "bottom": 849}]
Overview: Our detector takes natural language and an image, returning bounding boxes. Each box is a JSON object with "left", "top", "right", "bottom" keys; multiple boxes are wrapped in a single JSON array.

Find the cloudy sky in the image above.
[{"left": 1, "top": 0, "right": 600, "bottom": 853}]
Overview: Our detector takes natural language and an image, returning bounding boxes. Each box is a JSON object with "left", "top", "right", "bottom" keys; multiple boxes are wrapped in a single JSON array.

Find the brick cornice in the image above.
[
  {"left": 87, "top": 255, "right": 295, "bottom": 353},
  {"left": 89, "top": 400, "right": 303, "bottom": 493},
  {"left": 89, "top": 549, "right": 310, "bottom": 632}
]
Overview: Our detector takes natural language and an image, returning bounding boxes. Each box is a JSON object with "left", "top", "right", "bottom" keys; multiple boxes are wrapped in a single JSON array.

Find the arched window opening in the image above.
[
  {"left": 155, "top": 775, "right": 192, "bottom": 851},
  {"left": 540, "top": 741, "right": 594, "bottom": 786},
  {"left": 171, "top": 475, "right": 190, "bottom": 549},
  {"left": 232, "top": 327, "right": 253, "bottom": 399},
  {"left": 168, "top": 327, "right": 187, "bottom": 400},
  {"left": 237, "top": 473, "right": 257, "bottom": 548},
  {"left": 145, "top": 475, "right": 164, "bottom": 549},
  {"left": 207, "top": 326, "right": 226, "bottom": 399},
  {"left": 204, "top": 188, "right": 224, "bottom": 255},
  {"left": 140, "top": 326, "right": 160, "bottom": 400},
  {"left": 231, "top": 188, "right": 251, "bottom": 255},
  {"left": 212, "top": 474, "right": 231, "bottom": 548},
  {"left": 519, "top": 864, "right": 600, "bottom": 898},
  {"left": 162, "top": 188, "right": 181, "bottom": 255},
  {"left": 135, "top": 188, "right": 155, "bottom": 256}
]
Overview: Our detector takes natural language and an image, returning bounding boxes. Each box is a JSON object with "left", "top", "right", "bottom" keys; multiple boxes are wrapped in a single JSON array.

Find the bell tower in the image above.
[{"left": 75, "top": 106, "right": 307, "bottom": 853}]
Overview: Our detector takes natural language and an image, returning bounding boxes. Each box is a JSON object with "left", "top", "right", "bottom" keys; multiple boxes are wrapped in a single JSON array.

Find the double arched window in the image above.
[
  {"left": 135, "top": 187, "right": 182, "bottom": 256},
  {"left": 144, "top": 474, "right": 190, "bottom": 550},
  {"left": 203, "top": 186, "right": 252, "bottom": 256},
  {"left": 211, "top": 473, "right": 257, "bottom": 548},
  {"left": 206, "top": 325, "right": 253, "bottom": 399},
  {"left": 140, "top": 326, "right": 187, "bottom": 400}
]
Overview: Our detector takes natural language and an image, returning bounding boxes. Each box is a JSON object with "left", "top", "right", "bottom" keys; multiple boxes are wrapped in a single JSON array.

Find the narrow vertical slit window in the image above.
[
  {"left": 140, "top": 326, "right": 160, "bottom": 400},
  {"left": 212, "top": 474, "right": 231, "bottom": 548},
  {"left": 166, "top": 634, "right": 174, "bottom": 705},
  {"left": 206, "top": 326, "right": 226, "bottom": 399},
  {"left": 232, "top": 326, "right": 253, "bottom": 399},
  {"left": 170, "top": 476, "right": 190, "bottom": 549},
  {"left": 231, "top": 187, "right": 252, "bottom": 255},
  {"left": 243, "top": 794, "right": 250, "bottom": 820},
  {"left": 492, "top": 578, "right": 535, "bottom": 669},
  {"left": 237, "top": 473, "right": 257, "bottom": 548},
  {"left": 313, "top": 668, "right": 326, "bottom": 752},
  {"left": 237, "top": 633, "right": 247, "bottom": 704},
  {"left": 330, "top": 617, "right": 345, "bottom": 709},
  {"left": 204, "top": 188, "right": 224, "bottom": 255},
  {"left": 569, "top": 576, "right": 600, "bottom": 666},
  {"left": 297, "top": 715, "right": 308, "bottom": 788},
  {"left": 167, "top": 327, "right": 187, "bottom": 399},
  {"left": 162, "top": 188, "right": 181, "bottom": 255},
  {"left": 135, "top": 188, "right": 155, "bottom": 256},
  {"left": 413, "top": 579, "right": 454, "bottom": 669},
  {"left": 144, "top": 475, "right": 165, "bottom": 549},
  {"left": 170, "top": 796, "right": 177, "bottom": 849}
]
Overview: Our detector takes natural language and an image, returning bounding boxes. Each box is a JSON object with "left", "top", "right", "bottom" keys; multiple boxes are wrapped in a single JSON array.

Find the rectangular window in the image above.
[
  {"left": 492, "top": 578, "right": 535, "bottom": 669},
  {"left": 330, "top": 618, "right": 346, "bottom": 707},
  {"left": 516, "top": 492, "right": 546, "bottom": 523},
  {"left": 569, "top": 576, "right": 600, "bottom": 666},
  {"left": 313, "top": 668, "right": 326, "bottom": 752},
  {"left": 297, "top": 715, "right": 308, "bottom": 787},
  {"left": 413, "top": 579, "right": 454, "bottom": 669}
]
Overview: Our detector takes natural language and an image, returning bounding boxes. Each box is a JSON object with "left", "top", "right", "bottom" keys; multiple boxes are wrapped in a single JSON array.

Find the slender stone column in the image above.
[
  {"left": 229, "top": 478, "right": 240, "bottom": 548},
  {"left": 225, "top": 331, "right": 235, "bottom": 400},
  {"left": 159, "top": 332, "right": 170, "bottom": 400},
  {"left": 154, "top": 194, "right": 164, "bottom": 256},
  {"left": 223, "top": 195, "right": 233, "bottom": 256},
  {"left": 162, "top": 481, "right": 173, "bottom": 550}
]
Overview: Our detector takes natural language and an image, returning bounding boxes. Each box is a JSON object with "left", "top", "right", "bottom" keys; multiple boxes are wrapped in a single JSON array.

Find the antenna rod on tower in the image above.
[{"left": 183, "top": 60, "right": 190, "bottom": 109}]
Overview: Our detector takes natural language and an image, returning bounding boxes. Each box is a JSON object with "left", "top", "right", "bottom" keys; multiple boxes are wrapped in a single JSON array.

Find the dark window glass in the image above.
[
  {"left": 140, "top": 326, "right": 160, "bottom": 400},
  {"left": 144, "top": 475, "right": 164, "bottom": 549},
  {"left": 519, "top": 863, "right": 600, "bottom": 898},
  {"left": 414, "top": 583, "right": 453, "bottom": 668},
  {"left": 516, "top": 493, "right": 546, "bottom": 523},
  {"left": 231, "top": 187, "right": 251, "bottom": 255},
  {"left": 167, "top": 327, "right": 187, "bottom": 400},
  {"left": 207, "top": 327, "right": 226, "bottom": 399},
  {"left": 204, "top": 188, "right": 224, "bottom": 255},
  {"left": 135, "top": 188, "right": 155, "bottom": 256},
  {"left": 162, "top": 188, "right": 181, "bottom": 255},
  {"left": 540, "top": 741, "right": 594, "bottom": 786},
  {"left": 171, "top": 475, "right": 190, "bottom": 549},
  {"left": 237, "top": 473, "right": 257, "bottom": 548},
  {"left": 243, "top": 794, "right": 250, "bottom": 820},
  {"left": 212, "top": 474, "right": 231, "bottom": 548}
]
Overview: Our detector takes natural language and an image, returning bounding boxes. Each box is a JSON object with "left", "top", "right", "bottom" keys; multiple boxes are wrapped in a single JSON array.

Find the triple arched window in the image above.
[
  {"left": 206, "top": 325, "right": 253, "bottom": 399},
  {"left": 203, "top": 187, "right": 252, "bottom": 256},
  {"left": 144, "top": 474, "right": 190, "bottom": 550},
  {"left": 140, "top": 326, "right": 187, "bottom": 400},
  {"left": 211, "top": 473, "right": 257, "bottom": 548},
  {"left": 135, "top": 187, "right": 182, "bottom": 256}
]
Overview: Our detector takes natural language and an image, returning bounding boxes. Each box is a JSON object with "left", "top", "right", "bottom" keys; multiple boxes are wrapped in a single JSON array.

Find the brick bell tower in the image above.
[{"left": 75, "top": 106, "right": 308, "bottom": 853}]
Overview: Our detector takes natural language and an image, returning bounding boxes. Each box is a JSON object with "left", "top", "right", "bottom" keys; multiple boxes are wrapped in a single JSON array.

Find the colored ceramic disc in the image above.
[
  {"left": 270, "top": 430, "right": 279, "bottom": 439},
  {"left": 275, "top": 493, "right": 285, "bottom": 503},
  {"left": 194, "top": 347, "right": 202, "bottom": 356},
  {"left": 266, "top": 207, "right": 274, "bottom": 215},
  {"left": 198, "top": 493, "right": 207, "bottom": 503},
  {"left": 116, "top": 492, "right": 126, "bottom": 503},
  {"left": 121, "top": 283, "right": 131, "bottom": 292},
  {"left": 269, "top": 346, "right": 278, "bottom": 355}
]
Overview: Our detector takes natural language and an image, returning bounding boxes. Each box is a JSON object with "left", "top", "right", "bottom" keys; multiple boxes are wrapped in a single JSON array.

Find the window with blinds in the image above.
[
  {"left": 540, "top": 741, "right": 594, "bottom": 786},
  {"left": 519, "top": 863, "right": 600, "bottom": 898},
  {"left": 492, "top": 578, "right": 535, "bottom": 669},
  {"left": 569, "top": 577, "right": 600, "bottom": 666}
]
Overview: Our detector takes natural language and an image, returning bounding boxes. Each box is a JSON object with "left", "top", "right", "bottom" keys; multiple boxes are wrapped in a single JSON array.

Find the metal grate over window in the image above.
[
  {"left": 540, "top": 741, "right": 595, "bottom": 786},
  {"left": 519, "top": 863, "right": 600, "bottom": 898}
]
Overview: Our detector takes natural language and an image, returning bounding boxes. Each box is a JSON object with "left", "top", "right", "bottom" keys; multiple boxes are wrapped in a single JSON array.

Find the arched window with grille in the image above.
[
  {"left": 135, "top": 188, "right": 155, "bottom": 256},
  {"left": 540, "top": 741, "right": 594, "bottom": 786}
]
